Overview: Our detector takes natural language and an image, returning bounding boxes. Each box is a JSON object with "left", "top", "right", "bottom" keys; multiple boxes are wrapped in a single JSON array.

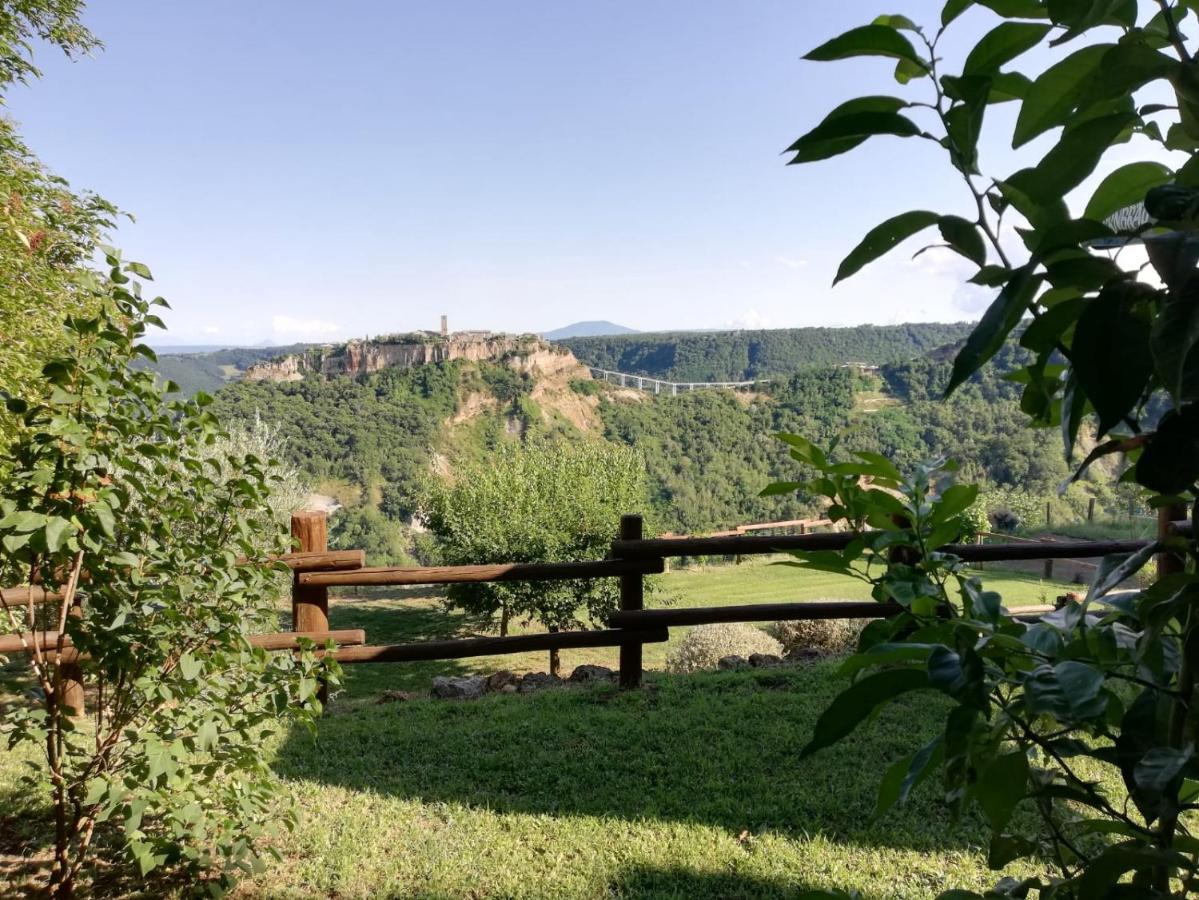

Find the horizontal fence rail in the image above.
[
  {"left": 300, "top": 557, "right": 666, "bottom": 588},
  {"left": 0, "top": 628, "right": 367, "bottom": 656},
  {"left": 328, "top": 627, "right": 670, "bottom": 664},
  {"left": 610, "top": 601, "right": 1057, "bottom": 629},
  {"left": 5, "top": 509, "right": 1173, "bottom": 713},
  {"left": 0, "top": 586, "right": 63, "bottom": 609},
  {"left": 610, "top": 533, "right": 1157, "bottom": 561}
]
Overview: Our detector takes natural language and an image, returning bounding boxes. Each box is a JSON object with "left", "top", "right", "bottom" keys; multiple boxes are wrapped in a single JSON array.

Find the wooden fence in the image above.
[{"left": 3, "top": 505, "right": 1186, "bottom": 707}]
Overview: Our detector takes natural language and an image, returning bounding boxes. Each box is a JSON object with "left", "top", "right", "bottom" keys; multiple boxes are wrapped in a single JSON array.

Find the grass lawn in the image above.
[
  {"left": 0, "top": 557, "right": 1087, "bottom": 898},
  {"left": 244, "top": 664, "right": 1048, "bottom": 899}
]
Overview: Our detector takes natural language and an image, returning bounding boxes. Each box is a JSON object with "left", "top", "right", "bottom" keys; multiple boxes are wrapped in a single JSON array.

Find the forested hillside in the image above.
[
  {"left": 559, "top": 323, "right": 974, "bottom": 382},
  {"left": 203, "top": 326, "right": 1114, "bottom": 564},
  {"left": 135, "top": 343, "right": 312, "bottom": 396}
]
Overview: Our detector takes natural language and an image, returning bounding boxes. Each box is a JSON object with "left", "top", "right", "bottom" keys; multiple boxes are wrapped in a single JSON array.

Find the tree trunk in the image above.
[
  {"left": 499, "top": 603, "right": 510, "bottom": 637},
  {"left": 548, "top": 625, "right": 560, "bottom": 677}
]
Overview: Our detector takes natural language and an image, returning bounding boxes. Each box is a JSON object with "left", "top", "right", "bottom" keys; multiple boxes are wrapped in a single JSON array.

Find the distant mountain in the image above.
[{"left": 543, "top": 320, "right": 638, "bottom": 340}]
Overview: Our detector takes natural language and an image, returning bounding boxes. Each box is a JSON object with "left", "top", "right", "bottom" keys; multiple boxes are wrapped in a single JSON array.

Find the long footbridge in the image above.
[{"left": 588, "top": 367, "right": 762, "bottom": 395}]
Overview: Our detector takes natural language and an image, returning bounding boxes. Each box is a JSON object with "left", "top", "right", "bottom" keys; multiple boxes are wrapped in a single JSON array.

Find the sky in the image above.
[{"left": 6, "top": 1, "right": 1176, "bottom": 345}]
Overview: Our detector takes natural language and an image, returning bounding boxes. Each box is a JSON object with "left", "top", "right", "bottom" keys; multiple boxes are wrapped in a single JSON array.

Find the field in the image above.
[{"left": 1, "top": 559, "right": 1081, "bottom": 898}]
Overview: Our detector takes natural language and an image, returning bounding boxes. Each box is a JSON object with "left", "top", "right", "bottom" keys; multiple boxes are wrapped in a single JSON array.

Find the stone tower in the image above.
[{"left": 440, "top": 314, "right": 448, "bottom": 336}]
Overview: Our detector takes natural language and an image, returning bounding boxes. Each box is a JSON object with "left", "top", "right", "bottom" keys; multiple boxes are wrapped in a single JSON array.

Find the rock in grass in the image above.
[
  {"left": 431, "top": 675, "right": 487, "bottom": 700},
  {"left": 518, "top": 672, "right": 563, "bottom": 693},
  {"left": 486, "top": 670, "right": 519, "bottom": 692},
  {"left": 568, "top": 664, "right": 614, "bottom": 683},
  {"left": 785, "top": 647, "right": 821, "bottom": 663},
  {"left": 748, "top": 653, "right": 782, "bottom": 668},
  {"left": 717, "top": 655, "right": 749, "bottom": 671}
]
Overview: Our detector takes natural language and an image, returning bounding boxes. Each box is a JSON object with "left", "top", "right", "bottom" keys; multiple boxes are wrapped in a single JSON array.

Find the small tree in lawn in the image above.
[
  {"left": 777, "top": 3, "right": 1199, "bottom": 897},
  {"left": 422, "top": 440, "right": 647, "bottom": 675},
  {"left": 0, "top": 253, "right": 339, "bottom": 897}
]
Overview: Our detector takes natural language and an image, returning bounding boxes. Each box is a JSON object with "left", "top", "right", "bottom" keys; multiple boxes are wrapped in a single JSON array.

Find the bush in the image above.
[
  {"left": 666, "top": 623, "right": 782, "bottom": 673},
  {"left": 767, "top": 614, "right": 861, "bottom": 655}
]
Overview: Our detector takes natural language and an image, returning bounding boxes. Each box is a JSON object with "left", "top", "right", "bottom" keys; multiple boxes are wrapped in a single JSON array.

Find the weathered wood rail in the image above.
[{"left": 3, "top": 508, "right": 1180, "bottom": 710}]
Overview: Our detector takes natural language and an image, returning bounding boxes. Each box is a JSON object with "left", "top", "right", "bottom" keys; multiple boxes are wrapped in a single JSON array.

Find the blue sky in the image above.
[{"left": 7, "top": 1, "right": 1171, "bottom": 344}]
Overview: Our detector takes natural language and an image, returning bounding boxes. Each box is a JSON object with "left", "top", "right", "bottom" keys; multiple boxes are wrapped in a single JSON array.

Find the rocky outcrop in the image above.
[{"left": 244, "top": 331, "right": 574, "bottom": 383}]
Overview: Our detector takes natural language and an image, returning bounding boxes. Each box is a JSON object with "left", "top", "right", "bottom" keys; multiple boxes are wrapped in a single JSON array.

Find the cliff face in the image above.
[{"left": 244, "top": 332, "right": 565, "bottom": 382}]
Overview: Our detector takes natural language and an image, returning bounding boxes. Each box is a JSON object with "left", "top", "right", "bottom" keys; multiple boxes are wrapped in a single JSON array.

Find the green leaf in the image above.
[
  {"left": 1078, "top": 42, "right": 1179, "bottom": 110},
  {"left": 1152, "top": 283, "right": 1199, "bottom": 404},
  {"left": 839, "top": 643, "right": 936, "bottom": 677},
  {"left": 1013, "top": 43, "right": 1110, "bottom": 147},
  {"left": 759, "top": 481, "right": 802, "bottom": 497},
  {"left": 178, "top": 651, "right": 202, "bottom": 681},
  {"left": 942, "top": 76, "right": 991, "bottom": 172},
  {"left": 942, "top": 0, "right": 972, "bottom": 25},
  {"left": 1087, "top": 543, "right": 1159, "bottom": 602},
  {"left": 785, "top": 96, "right": 913, "bottom": 164},
  {"left": 873, "top": 14, "right": 919, "bottom": 31},
  {"left": 963, "top": 22, "right": 1051, "bottom": 76},
  {"left": 931, "top": 483, "right": 980, "bottom": 522},
  {"left": 196, "top": 719, "right": 219, "bottom": 752},
  {"left": 804, "top": 25, "right": 928, "bottom": 71},
  {"left": 0, "top": 510, "right": 46, "bottom": 533},
  {"left": 43, "top": 517, "right": 73, "bottom": 553},
  {"left": 1025, "top": 660, "right": 1107, "bottom": 720},
  {"left": 1084, "top": 161, "right": 1173, "bottom": 223},
  {"left": 834, "top": 210, "right": 939, "bottom": 284},
  {"left": 937, "top": 216, "right": 986, "bottom": 266},
  {"left": 801, "top": 669, "right": 931, "bottom": 758},
  {"left": 1133, "top": 746, "right": 1191, "bottom": 801},
  {"left": 1071, "top": 283, "right": 1154, "bottom": 436},
  {"left": 125, "top": 261, "right": 153, "bottom": 279},
  {"left": 876, "top": 735, "right": 944, "bottom": 816},
  {"left": 947, "top": 263, "right": 1039, "bottom": 394},
  {"left": 1006, "top": 112, "right": 1137, "bottom": 205},
  {"left": 974, "top": 750, "right": 1029, "bottom": 830}
]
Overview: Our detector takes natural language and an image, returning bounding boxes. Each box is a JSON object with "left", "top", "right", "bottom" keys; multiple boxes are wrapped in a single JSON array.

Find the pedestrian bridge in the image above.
[{"left": 588, "top": 367, "right": 761, "bottom": 395}]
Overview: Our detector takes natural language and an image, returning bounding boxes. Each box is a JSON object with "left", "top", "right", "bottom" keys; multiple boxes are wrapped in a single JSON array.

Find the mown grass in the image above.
[
  {"left": 246, "top": 664, "right": 1042, "bottom": 899},
  {"left": 1, "top": 557, "right": 1085, "bottom": 898}
]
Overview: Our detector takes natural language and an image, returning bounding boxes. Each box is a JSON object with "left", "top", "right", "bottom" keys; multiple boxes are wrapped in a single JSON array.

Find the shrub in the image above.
[
  {"left": 0, "top": 256, "right": 336, "bottom": 895},
  {"left": 767, "top": 614, "right": 861, "bottom": 655},
  {"left": 665, "top": 623, "right": 782, "bottom": 673}
]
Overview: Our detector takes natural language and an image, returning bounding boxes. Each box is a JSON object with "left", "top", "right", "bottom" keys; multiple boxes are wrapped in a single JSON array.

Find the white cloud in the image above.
[
  {"left": 271, "top": 314, "right": 342, "bottom": 339},
  {"left": 776, "top": 256, "right": 808, "bottom": 270},
  {"left": 727, "top": 308, "right": 774, "bottom": 330},
  {"left": 201, "top": 325, "right": 221, "bottom": 335}
]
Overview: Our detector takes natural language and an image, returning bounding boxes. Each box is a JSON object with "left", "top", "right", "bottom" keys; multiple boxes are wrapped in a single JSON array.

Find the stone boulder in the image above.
[
  {"left": 518, "top": 672, "right": 563, "bottom": 693},
  {"left": 785, "top": 647, "right": 821, "bottom": 664},
  {"left": 486, "top": 670, "right": 519, "bottom": 692},
  {"left": 748, "top": 653, "right": 783, "bottom": 668},
  {"left": 569, "top": 664, "right": 614, "bottom": 684},
  {"left": 430, "top": 675, "right": 487, "bottom": 700},
  {"left": 717, "top": 655, "right": 749, "bottom": 671}
]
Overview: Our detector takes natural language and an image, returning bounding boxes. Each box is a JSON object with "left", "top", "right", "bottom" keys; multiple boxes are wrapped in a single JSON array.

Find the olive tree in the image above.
[
  {"left": 779, "top": 2, "right": 1199, "bottom": 897},
  {"left": 422, "top": 440, "right": 647, "bottom": 674}
]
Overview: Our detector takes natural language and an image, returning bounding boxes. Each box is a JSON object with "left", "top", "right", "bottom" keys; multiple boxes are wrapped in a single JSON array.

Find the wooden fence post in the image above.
[
  {"left": 1088, "top": 497, "right": 1096, "bottom": 522},
  {"left": 617, "top": 514, "right": 645, "bottom": 690},
  {"left": 292, "top": 511, "right": 330, "bottom": 704},
  {"left": 1158, "top": 502, "right": 1188, "bottom": 581},
  {"left": 61, "top": 598, "right": 84, "bottom": 717}
]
